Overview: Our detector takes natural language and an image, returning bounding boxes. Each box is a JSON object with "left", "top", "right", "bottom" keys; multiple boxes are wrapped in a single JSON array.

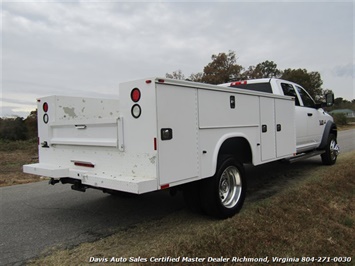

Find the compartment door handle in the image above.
[{"left": 75, "top": 125, "right": 87, "bottom": 129}]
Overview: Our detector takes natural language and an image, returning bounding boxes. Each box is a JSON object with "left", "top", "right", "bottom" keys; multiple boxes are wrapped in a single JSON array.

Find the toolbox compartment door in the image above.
[
  {"left": 156, "top": 84, "right": 199, "bottom": 186},
  {"left": 50, "top": 118, "right": 120, "bottom": 148}
]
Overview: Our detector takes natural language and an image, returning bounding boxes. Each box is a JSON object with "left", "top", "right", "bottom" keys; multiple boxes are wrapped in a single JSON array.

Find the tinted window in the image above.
[
  {"left": 281, "top": 83, "right": 300, "bottom": 106},
  {"left": 296, "top": 86, "right": 315, "bottom": 108},
  {"left": 230, "top": 83, "right": 272, "bottom": 93}
]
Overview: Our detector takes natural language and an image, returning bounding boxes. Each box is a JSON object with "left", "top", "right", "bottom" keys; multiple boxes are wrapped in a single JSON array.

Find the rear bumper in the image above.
[
  {"left": 23, "top": 163, "right": 157, "bottom": 194},
  {"left": 24, "top": 163, "right": 69, "bottom": 178}
]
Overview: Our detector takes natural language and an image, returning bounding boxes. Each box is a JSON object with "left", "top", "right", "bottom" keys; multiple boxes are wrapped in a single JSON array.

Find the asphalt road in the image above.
[
  {"left": 0, "top": 129, "right": 354, "bottom": 265},
  {"left": 0, "top": 185, "right": 185, "bottom": 265},
  {"left": 337, "top": 127, "right": 355, "bottom": 153}
]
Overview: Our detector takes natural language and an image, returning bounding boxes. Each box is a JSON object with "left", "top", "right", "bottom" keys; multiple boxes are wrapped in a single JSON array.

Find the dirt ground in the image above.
[{"left": 0, "top": 144, "right": 40, "bottom": 187}]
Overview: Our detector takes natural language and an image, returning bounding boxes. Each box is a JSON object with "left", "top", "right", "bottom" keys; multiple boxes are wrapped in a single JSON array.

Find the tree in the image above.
[
  {"left": 165, "top": 70, "right": 203, "bottom": 82},
  {"left": 243, "top": 60, "right": 281, "bottom": 79},
  {"left": 333, "top": 97, "right": 355, "bottom": 110},
  {"left": 334, "top": 97, "right": 344, "bottom": 106},
  {"left": 188, "top": 72, "right": 203, "bottom": 82},
  {"left": 166, "top": 69, "right": 185, "bottom": 80},
  {"left": 281, "top": 68, "right": 323, "bottom": 101},
  {"left": 201, "top": 50, "right": 243, "bottom": 84},
  {"left": 165, "top": 51, "right": 242, "bottom": 84},
  {"left": 24, "top": 110, "right": 38, "bottom": 140},
  {"left": 0, "top": 117, "right": 28, "bottom": 141},
  {"left": 165, "top": 51, "right": 332, "bottom": 103}
]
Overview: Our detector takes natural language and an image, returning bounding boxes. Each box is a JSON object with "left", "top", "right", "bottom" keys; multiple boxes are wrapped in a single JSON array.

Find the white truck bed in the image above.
[
  {"left": 24, "top": 78, "right": 296, "bottom": 194},
  {"left": 24, "top": 95, "right": 158, "bottom": 193}
]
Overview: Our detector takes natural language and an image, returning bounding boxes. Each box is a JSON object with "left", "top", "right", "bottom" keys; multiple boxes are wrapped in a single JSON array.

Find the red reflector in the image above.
[
  {"left": 231, "top": 80, "right": 247, "bottom": 86},
  {"left": 154, "top": 137, "right": 157, "bottom": 150},
  {"left": 161, "top": 184, "right": 169, "bottom": 190},
  {"left": 157, "top": 79, "right": 165, "bottom": 83},
  {"left": 73, "top": 161, "right": 95, "bottom": 168},
  {"left": 131, "top": 88, "right": 141, "bottom": 102},
  {"left": 43, "top": 102, "right": 49, "bottom": 112},
  {"left": 146, "top": 80, "right": 152, "bottom": 84}
]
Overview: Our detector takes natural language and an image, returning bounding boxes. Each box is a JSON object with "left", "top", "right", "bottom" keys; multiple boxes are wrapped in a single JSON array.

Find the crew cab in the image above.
[
  {"left": 220, "top": 78, "right": 338, "bottom": 158},
  {"left": 23, "top": 77, "right": 338, "bottom": 218}
]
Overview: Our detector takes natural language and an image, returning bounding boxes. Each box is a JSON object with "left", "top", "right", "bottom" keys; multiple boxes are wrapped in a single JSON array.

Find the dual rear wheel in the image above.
[
  {"left": 184, "top": 133, "right": 339, "bottom": 218},
  {"left": 183, "top": 156, "right": 246, "bottom": 219}
]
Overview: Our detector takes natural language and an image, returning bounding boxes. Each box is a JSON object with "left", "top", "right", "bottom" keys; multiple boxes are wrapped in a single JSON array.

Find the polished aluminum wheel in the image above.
[
  {"left": 219, "top": 166, "right": 242, "bottom": 209},
  {"left": 329, "top": 139, "right": 339, "bottom": 161}
]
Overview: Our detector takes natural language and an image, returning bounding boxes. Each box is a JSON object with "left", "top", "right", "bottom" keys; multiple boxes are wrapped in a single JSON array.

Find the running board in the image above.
[{"left": 285, "top": 150, "right": 325, "bottom": 164}]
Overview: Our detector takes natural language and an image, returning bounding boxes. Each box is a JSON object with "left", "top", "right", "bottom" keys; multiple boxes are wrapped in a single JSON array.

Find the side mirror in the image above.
[{"left": 325, "top": 93, "right": 334, "bottom": 107}]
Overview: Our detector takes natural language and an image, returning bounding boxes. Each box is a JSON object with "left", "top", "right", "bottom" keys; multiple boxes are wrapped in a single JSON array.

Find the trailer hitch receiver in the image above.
[{"left": 49, "top": 178, "right": 60, "bottom": 185}]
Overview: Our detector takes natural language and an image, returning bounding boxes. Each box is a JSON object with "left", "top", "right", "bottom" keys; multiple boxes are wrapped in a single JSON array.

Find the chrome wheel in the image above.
[
  {"left": 200, "top": 157, "right": 246, "bottom": 218},
  {"left": 321, "top": 134, "right": 339, "bottom": 165},
  {"left": 219, "top": 166, "right": 242, "bottom": 209},
  {"left": 329, "top": 139, "right": 339, "bottom": 161}
]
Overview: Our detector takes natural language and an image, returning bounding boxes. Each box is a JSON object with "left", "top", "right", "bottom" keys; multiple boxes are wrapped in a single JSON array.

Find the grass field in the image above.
[
  {"left": 29, "top": 151, "right": 355, "bottom": 266},
  {"left": 0, "top": 139, "right": 40, "bottom": 187}
]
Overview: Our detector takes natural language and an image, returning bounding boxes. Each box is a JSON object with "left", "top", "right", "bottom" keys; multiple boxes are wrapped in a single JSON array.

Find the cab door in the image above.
[
  {"left": 295, "top": 86, "right": 323, "bottom": 147},
  {"left": 279, "top": 82, "right": 307, "bottom": 149},
  {"left": 278, "top": 81, "right": 319, "bottom": 152}
]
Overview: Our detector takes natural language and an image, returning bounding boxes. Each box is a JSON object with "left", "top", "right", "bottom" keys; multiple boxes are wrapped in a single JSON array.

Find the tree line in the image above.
[
  {"left": 166, "top": 50, "right": 354, "bottom": 124},
  {"left": 0, "top": 111, "right": 37, "bottom": 141},
  {"left": 1, "top": 50, "right": 354, "bottom": 141},
  {"left": 167, "top": 50, "right": 339, "bottom": 102}
]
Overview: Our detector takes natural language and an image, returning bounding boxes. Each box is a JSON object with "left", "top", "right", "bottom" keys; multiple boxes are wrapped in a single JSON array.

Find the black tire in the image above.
[
  {"left": 200, "top": 157, "right": 246, "bottom": 219},
  {"left": 321, "top": 134, "right": 339, "bottom": 165},
  {"left": 183, "top": 181, "right": 203, "bottom": 213}
]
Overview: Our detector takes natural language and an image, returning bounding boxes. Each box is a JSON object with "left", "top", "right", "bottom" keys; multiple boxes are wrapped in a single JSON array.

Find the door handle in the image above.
[
  {"left": 307, "top": 113, "right": 313, "bottom": 117},
  {"left": 75, "top": 125, "right": 87, "bottom": 129}
]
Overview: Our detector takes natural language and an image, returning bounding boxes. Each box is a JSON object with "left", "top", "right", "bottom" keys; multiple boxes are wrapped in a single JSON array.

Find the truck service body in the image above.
[{"left": 24, "top": 77, "right": 338, "bottom": 218}]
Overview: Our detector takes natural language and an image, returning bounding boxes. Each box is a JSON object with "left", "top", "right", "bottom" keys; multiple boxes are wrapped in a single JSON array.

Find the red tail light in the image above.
[
  {"left": 43, "top": 102, "right": 49, "bottom": 112},
  {"left": 131, "top": 88, "right": 141, "bottom": 102}
]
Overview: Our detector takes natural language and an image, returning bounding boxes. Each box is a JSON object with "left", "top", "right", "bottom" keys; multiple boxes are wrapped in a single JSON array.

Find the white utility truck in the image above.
[{"left": 24, "top": 77, "right": 338, "bottom": 218}]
